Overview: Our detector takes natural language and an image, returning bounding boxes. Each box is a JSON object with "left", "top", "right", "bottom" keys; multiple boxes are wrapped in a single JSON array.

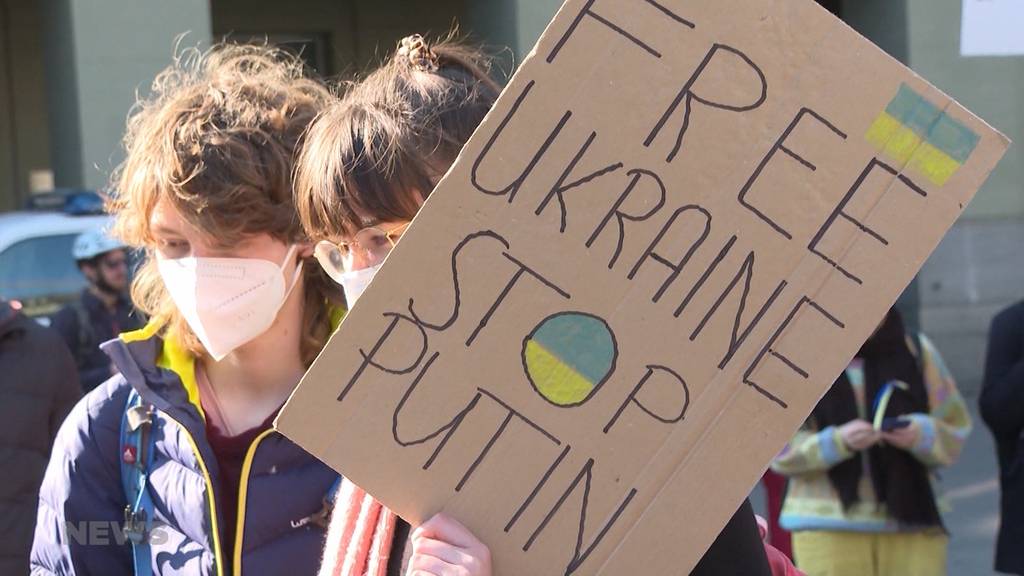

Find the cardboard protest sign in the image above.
[{"left": 277, "top": 0, "right": 1009, "bottom": 573}]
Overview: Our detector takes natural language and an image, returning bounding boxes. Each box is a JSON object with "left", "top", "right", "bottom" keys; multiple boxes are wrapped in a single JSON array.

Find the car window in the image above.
[{"left": 0, "top": 234, "right": 86, "bottom": 300}]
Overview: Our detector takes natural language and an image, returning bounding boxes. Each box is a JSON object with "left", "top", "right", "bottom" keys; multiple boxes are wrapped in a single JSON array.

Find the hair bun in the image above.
[{"left": 397, "top": 34, "right": 439, "bottom": 72}]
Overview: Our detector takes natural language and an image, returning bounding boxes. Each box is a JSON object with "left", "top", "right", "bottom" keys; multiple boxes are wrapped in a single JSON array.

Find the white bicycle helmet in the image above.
[{"left": 72, "top": 228, "right": 125, "bottom": 261}]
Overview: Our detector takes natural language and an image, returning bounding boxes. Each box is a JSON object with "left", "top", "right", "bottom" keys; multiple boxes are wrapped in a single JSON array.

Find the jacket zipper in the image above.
[{"left": 234, "top": 429, "right": 275, "bottom": 576}]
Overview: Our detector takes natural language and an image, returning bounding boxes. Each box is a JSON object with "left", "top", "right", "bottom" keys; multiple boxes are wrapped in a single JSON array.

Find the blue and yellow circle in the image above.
[{"left": 522, "top": 312, "right": 617, "bottom": 407}]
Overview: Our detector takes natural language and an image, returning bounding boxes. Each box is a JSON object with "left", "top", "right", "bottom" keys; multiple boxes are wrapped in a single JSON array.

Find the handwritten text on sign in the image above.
[{"left": 277, "top": 1, "right": 1007, "bottom": 575}]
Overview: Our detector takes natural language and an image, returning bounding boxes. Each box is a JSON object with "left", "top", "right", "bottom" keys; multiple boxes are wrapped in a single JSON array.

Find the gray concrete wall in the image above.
[
  {"left": 212, "top": 0, "right": 466, "bottom": 80},
  {"left": 0, "top": 1, "right": 50, "bottom": 210},
  {"left": 905, "top": 0, "right": 1024, "bottom": 394},
  {"left": 918, "top": 220, "right": 1024, "bottom": 391},
  {"left": 44, "top": 0, "right": 211, "bottom": 192},
  {"left": 211, "top": 0, "right": 357, "bottom": 77},
  {"left": 907, "top": 0, "right": 1024, "bottom": 219},
  {"left": 41, "top": 0, "right": 80, "bottom": 190},
  {"left": 513, "top": 0, "right": 562, "bottom": 60},
  {"left": 0, "top": 1, "right": 15, "bottom": 209}
]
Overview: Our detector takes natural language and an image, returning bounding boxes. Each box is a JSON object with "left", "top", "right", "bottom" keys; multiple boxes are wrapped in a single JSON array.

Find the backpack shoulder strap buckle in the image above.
[
  {"left": 126, "top": 404, "right": 154, "bottom": 432},
  {"left": 123, "top": 505, "right": 149, "bottom": 545}
]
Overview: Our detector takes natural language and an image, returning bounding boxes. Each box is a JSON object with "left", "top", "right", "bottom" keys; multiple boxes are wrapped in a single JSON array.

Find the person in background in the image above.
[
  {"left": 295, "top": 33, "right": 773, "bottom": 576},
  {"left": 772, "top": 308, "right": 970, "bottom": 576},
  {"left": 980, "top": 299, "right": 1024, "bottom": 575},
  {"left": 52, "top": 228, "right": 142, "bottom": 392},
  {"left": 0, "top": 299, "right": 80, "bottom": 574}
]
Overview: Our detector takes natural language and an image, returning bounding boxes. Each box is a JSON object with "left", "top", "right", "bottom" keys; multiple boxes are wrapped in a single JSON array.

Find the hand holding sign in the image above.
[{"left": 408, "top": 514, "right": 493, "bottom": 576}]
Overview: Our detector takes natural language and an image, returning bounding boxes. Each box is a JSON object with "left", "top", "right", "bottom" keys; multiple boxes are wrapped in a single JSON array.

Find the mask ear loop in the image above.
[{"left": 279, "top": 245, "right": 305, "bottom": 305}]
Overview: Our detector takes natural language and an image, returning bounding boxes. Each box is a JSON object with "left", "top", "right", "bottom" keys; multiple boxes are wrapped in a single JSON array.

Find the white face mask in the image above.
[
  {"left": 157, "top": 245, "right": 303, "bottom": 361},
  {"left": 337, "top": 263, "right": 382, "bottom": 308}
]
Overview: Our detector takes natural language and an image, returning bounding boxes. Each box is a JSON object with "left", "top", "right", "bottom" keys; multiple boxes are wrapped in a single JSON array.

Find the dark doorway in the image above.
[{"left": 816, "top": 0, "right": 842, "bottom": 17}]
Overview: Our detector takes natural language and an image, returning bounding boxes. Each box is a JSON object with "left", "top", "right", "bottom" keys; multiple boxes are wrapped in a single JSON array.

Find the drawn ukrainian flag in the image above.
[
  {"left": 865, "top": 84, "right": 979, "bottom": 186},
  {"left": 523, "top": 312, "right": 616, "bottom": 407}
]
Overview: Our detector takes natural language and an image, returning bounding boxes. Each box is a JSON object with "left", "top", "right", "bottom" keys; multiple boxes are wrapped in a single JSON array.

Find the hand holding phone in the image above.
[{"left": 880, "top": 417, "right": 911, "bottom": 432}]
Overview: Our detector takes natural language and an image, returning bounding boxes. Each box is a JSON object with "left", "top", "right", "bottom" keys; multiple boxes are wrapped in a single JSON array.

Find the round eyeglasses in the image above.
[{"left": 313, "top": 222, "right": 410, "bottom": 282}]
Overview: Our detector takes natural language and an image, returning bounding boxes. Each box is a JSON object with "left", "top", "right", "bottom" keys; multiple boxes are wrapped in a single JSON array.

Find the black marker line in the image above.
[
  {"left": 548, "top": 0, "right": 665, "bottom": 63},
  {"left": 808, "top": 158, "right": 921, "bottom": 285},
  {"left": 673, "top": 235, "right": 736, "bottom": 317},
  {"left": 646, "top": 44, "right": 767, "bottom": 163},
  {"left": 604, "top": 364, "right": 689, "bottom": 433},
  {"left": 422, "top": 393, "right": 484, "bottom": 470},
  {"left": 548, "top": 0, "right": 598, "bottom": 64},
  {"left": 565, "top": 488, "right": 639, "bottom": 574},
  {"left": 467, "top": 267, "right": 527, "bottom": 347},
  {"left": 643, "top": 0, "right": 696, "bottom": 28},
  {"left": 506, "top": 444, "right": 572, "bottom": 533},
  {"left": 742, "top": 296, "right": 845, "bottom": 408},
  {"left": 839, "top": 212, "right": 889, "bottom": 245},
  {"left": 522, "top": 458, "right": 639, "bottom": 575},
  {"left": 477, "top": 388, "right": 562, "bottom": 446},
  {"left": 587, "top": 11, "right": 662, "bottom": 58},
  {"left": 770, "top": 350, "right": 808, "bottom": 378},
  {"left": 535, "top": 131, "right": 624, "bottom": 233},
  {"left": 339, "top": 312, "right": 428, "bottom": 402},
  {"left": 503, "top": 252, "right": 573, "bottom": 299},
  {"left": 465, "top": 253, "right": 571, "bottom": 347},
  {"left": 686, "top": 251, "right": 789, "bottom": 371},
  {"left": 748, "top": 382, "right": 788, "bottom": 409},
  {"left": 714, "top": 278, "right": 788, "bottom": 370},
  {"left": 408, "top": 230, "right": 510, "bottom": 332},
  {"left": 523, "top": 459, "right": 597, "bottom": 552},
  {"left": 455, "top": 411, "right": 515, "bottom": 492},
  {"left": 628, "top": 204, "right": 711, "bottom": 303},
  {"left": 587, "top": 169, "right": 667, "bottom": 271},
  {"left": 738, "top": 108, "right": 847, "bottom": 240},
  {"left": 392, "top": 352, "right": 463, "bottom": 448},
  {"left": 471, "top": 81, "right": 573, "bottom": 205}
]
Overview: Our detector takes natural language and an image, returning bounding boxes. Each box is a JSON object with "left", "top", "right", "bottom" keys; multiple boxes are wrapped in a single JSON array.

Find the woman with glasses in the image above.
[{"left": 295, "top": 34, "right": 777, "bottom": 576}]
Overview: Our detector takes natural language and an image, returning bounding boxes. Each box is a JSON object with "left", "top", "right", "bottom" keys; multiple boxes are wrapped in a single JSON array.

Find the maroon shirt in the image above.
[
  {"left": 206, "top": 412, "right": 276, "bottom": 566},
  {"left": 196, "top": 364, "right": 279, "bottom": 573}
]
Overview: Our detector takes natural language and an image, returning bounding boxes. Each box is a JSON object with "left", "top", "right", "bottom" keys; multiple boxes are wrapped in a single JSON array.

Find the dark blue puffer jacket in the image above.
[{"left": 31, "top": 322, "right": 337, "bottom": 575}]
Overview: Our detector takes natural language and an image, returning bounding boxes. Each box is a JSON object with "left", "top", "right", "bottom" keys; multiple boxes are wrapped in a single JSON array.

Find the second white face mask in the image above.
[
  {"left": 338, "top": 263, "right": 382, "bottom": 308},
  {"left": 157, "top": 245, "right": 303, "bottom": 361}
]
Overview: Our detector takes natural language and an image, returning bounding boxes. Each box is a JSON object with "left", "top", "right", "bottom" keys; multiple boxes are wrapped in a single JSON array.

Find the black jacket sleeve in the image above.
[
  {"left": 50, "top": 305, "right": 110, "bottom": 393},
  {"left": 49, "top": 307, "right": 79, "bottom": 360},
  {"left": 47, "top": 334, "right": 81, "bottom": 442},
  {"left": 690, "top": 499, "right": 771, "bottom": 576},
  {"left": 980, "top": 303, "right": 1024, "bottom": 448}
]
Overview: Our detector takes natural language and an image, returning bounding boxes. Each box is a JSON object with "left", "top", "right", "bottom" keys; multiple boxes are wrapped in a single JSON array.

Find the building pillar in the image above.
[{"left": 42, "top": 0, "right": 211, "bottom": 191}]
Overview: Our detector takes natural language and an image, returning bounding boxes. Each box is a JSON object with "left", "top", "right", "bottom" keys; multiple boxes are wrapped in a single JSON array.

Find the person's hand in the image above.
[
  {"left": 838, "top": 419, "right": 881, "bottom": 451},
  {"left": 882, "top": 420, "right": 921, "bottom": 450},
  {"left": 407, "top": 513, "right": 492, "bottom": 576}
]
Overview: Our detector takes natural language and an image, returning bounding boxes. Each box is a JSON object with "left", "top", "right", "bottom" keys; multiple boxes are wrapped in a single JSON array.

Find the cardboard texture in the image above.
[{"left": 276, "top": 0, "right": 1009, "bottom": 573}]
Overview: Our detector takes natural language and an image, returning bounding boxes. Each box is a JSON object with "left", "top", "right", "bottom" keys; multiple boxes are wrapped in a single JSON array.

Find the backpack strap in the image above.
[
  {"left": 120, "top": 388, "right": 156, "bottom": 576},
  {"left": 290, "top": 475, "right": 343, "bottom": 530},
  {"left": 326, "top": 476, "right": 342, "bottom": 506}
]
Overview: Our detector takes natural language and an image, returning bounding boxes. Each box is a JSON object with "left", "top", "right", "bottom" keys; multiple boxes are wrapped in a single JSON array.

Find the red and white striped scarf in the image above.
[{"left": 318, "top": 479, "right": 398, "bottom": 576}]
